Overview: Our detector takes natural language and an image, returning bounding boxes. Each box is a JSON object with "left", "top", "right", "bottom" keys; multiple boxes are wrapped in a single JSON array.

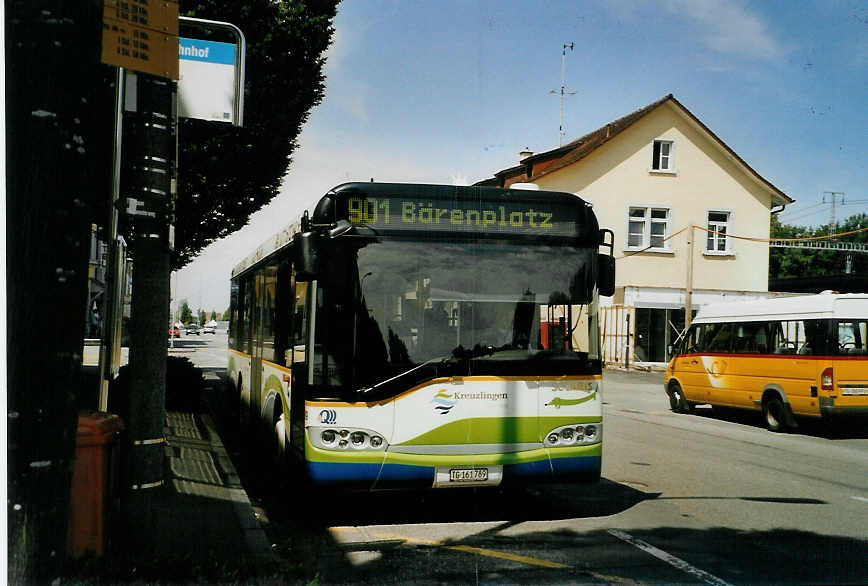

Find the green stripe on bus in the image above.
[
  {"left": 398, "top": 416, "right": 601, "bottom": 446},
  {"left": 305, "top": 442, "right": 601, "bottom": 466}
]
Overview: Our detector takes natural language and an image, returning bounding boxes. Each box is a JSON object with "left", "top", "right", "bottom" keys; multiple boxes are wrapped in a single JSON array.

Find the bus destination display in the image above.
[{"left": 345, "top": 196, "right": 580, "bottom": 238}]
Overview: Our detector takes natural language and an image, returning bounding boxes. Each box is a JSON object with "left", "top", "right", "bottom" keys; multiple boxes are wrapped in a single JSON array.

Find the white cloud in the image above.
[
  {"left": 665, "top": 0, "right": 784, "bottom": 61},
  {"left": 450, "top": 172, "right": 471, "bottom": 186}
]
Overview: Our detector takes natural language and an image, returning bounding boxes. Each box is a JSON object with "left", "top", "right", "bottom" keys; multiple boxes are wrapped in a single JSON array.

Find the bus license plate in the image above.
[
  {"left": 433, "top": 465, "right": 501, "bottom": 487},
  {"left": 450, "top": 468, "right": 488, "bottom": 482}
]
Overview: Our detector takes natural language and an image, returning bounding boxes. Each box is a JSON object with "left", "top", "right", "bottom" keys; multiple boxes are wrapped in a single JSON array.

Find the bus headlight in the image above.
[
  {"left": 310, "top": 427, "right": 388, "bottom": 451},
  {"left": 545, "top": 423, "right": 602, "bottom": 447}
]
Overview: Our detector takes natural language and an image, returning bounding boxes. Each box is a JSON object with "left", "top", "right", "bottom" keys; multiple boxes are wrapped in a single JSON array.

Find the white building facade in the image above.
[{"left": 477, "top": 95, "right": 793, "bottom": 368}]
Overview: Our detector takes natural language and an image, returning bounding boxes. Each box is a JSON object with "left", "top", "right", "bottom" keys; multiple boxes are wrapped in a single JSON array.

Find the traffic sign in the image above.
[{"left": 102, "top": 0, "right": 179, "bottom": 80}]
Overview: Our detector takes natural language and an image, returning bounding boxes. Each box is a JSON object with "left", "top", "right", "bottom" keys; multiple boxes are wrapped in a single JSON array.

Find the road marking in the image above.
[
  {"left": 608, "top": 529, "right": 733, "bottom": 586},
  {"left": 330, "top": 528, "right": 566, "bottom": 569}
]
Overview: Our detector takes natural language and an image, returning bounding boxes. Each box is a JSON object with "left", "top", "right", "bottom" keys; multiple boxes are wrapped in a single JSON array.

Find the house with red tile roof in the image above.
[{"left": 476, "top": 95, "right": 793, "bottom": 367}]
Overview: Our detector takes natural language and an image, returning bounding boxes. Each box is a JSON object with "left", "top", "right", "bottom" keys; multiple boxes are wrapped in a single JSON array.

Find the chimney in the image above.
[{"left": 519, "top": 148, "right": 533, "bottom": 161}]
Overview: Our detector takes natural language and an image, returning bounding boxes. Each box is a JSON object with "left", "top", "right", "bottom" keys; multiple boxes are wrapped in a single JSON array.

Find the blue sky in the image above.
[{"left": 174, "top": 0, "right": 867, "bottom": 315}]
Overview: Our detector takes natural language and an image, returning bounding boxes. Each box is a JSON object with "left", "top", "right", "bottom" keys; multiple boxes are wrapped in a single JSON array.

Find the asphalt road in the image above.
[{"left": 187, "top": 333, "right": 867, "bottom": 585}]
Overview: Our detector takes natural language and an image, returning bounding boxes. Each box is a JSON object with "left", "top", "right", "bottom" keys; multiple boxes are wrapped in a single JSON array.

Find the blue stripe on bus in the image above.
[
  {"left": 307, "top": 456, "right": 601, "bottom": 486},
  {"left": 307, "top": 461, "right": 434, "bottom": 484}
]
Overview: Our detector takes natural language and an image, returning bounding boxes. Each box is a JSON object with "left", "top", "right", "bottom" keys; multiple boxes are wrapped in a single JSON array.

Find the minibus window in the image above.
[
  {"left": 836, "top": 320, "right": 868, "bottom": 355},
  {"left": 704, "top": 323, "right": 732, "bottom": 353},
  {"left": 733, "top": 322, "right": 769, "bottom": 354},
  {"left": 682, "top": 326, "right": 701, "bottom": 354}
]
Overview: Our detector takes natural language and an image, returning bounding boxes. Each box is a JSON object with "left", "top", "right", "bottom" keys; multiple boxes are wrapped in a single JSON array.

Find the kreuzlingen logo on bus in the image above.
[{"left": 431, "top": 388, "right": 508, "bottom": 415}]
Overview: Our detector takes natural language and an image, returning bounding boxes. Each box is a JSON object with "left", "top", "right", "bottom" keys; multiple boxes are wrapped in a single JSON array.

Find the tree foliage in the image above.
[
  {"left": 770, "top": 213, "right": 868, "bottom": 279},
  {"left": 173, "top": 0, "right": 339, "bottom": 269},
  {"left": 179, "top": 300, "right": 194, "bottom": 324}
]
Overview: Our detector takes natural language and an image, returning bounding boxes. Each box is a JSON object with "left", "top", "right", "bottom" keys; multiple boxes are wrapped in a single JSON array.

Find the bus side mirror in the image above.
[
  {"left": 294, "top": 232, "right": 321, "bottom": 280},
  {"left": 598, "top": 254, "right": 615, "bottom": 297}
]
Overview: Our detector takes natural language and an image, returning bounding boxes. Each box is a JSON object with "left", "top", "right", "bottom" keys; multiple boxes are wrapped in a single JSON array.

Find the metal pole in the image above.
[
  {"left": 98, "top": 67, "right": 125, "bottom": 411},
  {"left": 625, "top": 313, "right": 631, "bottom": 370},
  {"left": 685, "top": 225, "right": 695, "bottom": 330},
  {"left": 558, "top": 42, "right": 574, "bottom": 147}
]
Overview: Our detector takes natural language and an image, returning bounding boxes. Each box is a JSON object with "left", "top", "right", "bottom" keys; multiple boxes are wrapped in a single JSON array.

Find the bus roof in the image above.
[
  {"left": 231, "top": 218, "right": 301, "bottom": 279},
  {"left": 232, "top": 182, "right": 598, "bottom": 279},
  {"left": 694, "top": 292, "right": 868, "bottom": 323}
]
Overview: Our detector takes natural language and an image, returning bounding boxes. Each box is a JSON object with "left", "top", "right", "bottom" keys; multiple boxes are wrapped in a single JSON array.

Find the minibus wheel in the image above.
[
  {"left": 668, "top": 382, "right": 691, "bottom": 413},
  {"left": 762, "top": 396, "right": 788, "bottom": 432}
]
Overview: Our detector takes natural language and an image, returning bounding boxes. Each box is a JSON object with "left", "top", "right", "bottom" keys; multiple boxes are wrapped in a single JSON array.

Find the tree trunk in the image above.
[{"left": 6, "top": 2, "right": 102, "bottom": 581}]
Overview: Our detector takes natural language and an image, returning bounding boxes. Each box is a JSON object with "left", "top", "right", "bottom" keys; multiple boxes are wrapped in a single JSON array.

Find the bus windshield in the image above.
[{"left": 311, "top": 238, "right": 600, "bottom": 396}]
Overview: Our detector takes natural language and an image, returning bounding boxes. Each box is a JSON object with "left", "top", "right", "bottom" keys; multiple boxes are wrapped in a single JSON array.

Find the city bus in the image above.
[
  {"left": 228, "top": 182, "right": 616, "bottom": 489},
  {"left": 665, "top": 292, "right": 868, "bottom": 432}
]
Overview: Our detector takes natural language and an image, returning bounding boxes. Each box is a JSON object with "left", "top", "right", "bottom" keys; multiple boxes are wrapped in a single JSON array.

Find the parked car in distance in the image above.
[
  {"left": 202, "top": 324, "right": 216, "bottom": 334},
  {"left": 186, "top": 324, "right": 201, "bottom": 335},
  {"left": 168, "top": 326, "right": 181, "bottom": 338}
]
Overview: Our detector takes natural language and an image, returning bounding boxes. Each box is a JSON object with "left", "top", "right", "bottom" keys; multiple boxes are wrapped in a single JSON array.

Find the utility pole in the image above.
[
  {"left": 120, "top": 72, "right": 177, "bottom": 547},
  {"left": 685, "top": 225, "right": 695, "bottom": 330},
  {"left": 822, "top": 191, "right": 845, "bottom": 236},
  {"left": 550, "top": 42, "right": 576, "bottom": 147},
  {"left": 823, "top": 191, "right": 847, "bottom": 274}
]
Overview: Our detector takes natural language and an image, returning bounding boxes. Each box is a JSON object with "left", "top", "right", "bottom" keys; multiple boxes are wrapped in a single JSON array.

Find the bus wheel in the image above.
[
  {"left": 762, "top": 396, "right": 788, "bottom": 432},
  {"left": 273, "top": 410, "right": 290, "bottom": 481},
  {"left": 668, "top": 383, "right": 689, "bottom": 413}
]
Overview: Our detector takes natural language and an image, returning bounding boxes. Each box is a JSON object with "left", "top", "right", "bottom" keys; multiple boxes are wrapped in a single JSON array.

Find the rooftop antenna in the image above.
[{"left": 550, "top": 42, "right": 576, "bottom": 147}]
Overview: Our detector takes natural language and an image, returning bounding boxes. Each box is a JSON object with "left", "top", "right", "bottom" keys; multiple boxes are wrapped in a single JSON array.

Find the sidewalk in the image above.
[
  {"left": 150, "top": 410, "right": 275, "bottom": 568},
  {"left": 78, "top": 344, "right": 276, "bottom": 579}
]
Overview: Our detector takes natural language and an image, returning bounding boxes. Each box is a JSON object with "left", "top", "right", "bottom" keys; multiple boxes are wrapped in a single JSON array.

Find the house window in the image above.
[
  {"left": 652, "top": 140, "right": 674, "bottom": 171},
  {"left": 706, "top": 211, "right": 731, "bottom": 253},
  {"left": 627, "top": 206, "right": 670, "bottom": 250}
]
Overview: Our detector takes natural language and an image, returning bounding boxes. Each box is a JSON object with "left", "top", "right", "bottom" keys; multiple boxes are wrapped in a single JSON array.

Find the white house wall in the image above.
[{"left": 533, "top": 101, "right": 776, "bottom": 295}]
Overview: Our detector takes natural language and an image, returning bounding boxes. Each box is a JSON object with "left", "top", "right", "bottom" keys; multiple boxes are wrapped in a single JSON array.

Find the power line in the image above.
[{"left": 615, "top": 224, "right": 868, "bottom": 261}]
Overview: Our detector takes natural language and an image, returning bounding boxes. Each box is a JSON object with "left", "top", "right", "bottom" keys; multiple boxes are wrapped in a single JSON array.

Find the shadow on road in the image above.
[
  {"left": 687, "top": 405, "right": 868, "bottom": 439},
  {"left": 313, "top": 524, "right": 867, "bottom": 585},
  {"left": 197, "top": 366, "right": 866, "bottom": 585}
]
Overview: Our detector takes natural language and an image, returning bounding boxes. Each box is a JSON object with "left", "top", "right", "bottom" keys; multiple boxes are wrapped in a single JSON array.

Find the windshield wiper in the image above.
[{"left": 357, "top": 356, "right": 448, "bottom": 396}]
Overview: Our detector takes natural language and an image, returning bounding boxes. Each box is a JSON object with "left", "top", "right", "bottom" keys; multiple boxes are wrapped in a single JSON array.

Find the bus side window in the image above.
[
  {"left": 682, "top": 326, "right": 700, "bottom": 354},
  {"left": 290, "top": 280, "right": 309, "bottom": 367},
  {"left": 733, "top": 322, "right": 768, "bottom": 354},
  {"left": 704, "top": 323, "right": 733, "bottom": 353},
  {"left": 773, "top": 320, "right": 802, "bottom": 354},
  {"left": 272, "top": 262, "right": 292, "bottom": 367},
  {"left": 837, "top": 320, "right": 868, "bottom": 355},
  {"left": 261, "top": 265, "right": 278, "bottom": 363}
]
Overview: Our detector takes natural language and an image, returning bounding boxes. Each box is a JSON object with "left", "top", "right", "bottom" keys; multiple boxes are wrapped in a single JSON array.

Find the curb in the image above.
[{"left": 198, "top": 413, "right": 276, "bottom": 563}]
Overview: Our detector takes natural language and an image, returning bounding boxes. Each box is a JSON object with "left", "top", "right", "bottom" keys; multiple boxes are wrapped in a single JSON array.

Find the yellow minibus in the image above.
[{"left": 665, "top": 292, "right": 868, "bottom": 431}]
